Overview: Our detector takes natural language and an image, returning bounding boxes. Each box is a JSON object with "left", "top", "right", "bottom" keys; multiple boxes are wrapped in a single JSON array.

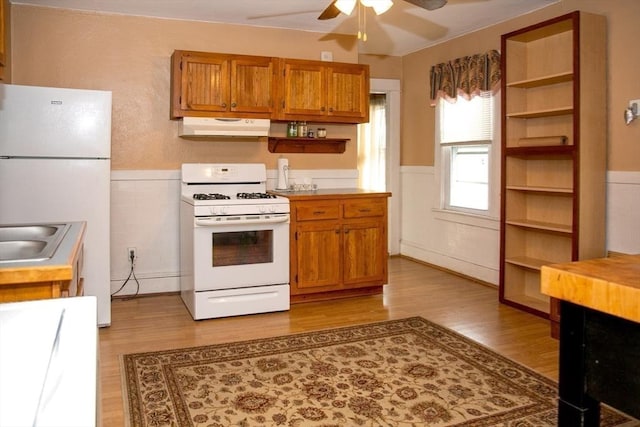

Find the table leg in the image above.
[{"left": 558, "top": 301, "right": 600, "bottom": 426}]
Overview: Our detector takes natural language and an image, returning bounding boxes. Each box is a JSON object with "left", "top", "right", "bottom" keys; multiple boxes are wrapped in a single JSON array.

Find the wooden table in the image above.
[{"left": 541, "top": 255, "right": 640, "bottom": 426}]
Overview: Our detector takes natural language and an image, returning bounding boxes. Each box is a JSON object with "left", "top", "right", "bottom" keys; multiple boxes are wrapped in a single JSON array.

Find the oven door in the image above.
[{"left": 192, "top": 214, "right": 289, "bottom": 291}]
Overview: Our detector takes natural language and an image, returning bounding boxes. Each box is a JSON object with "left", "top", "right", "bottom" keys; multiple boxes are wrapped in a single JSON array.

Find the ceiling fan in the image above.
[{"left": 318, "top": 0, "right": 447, "bottom": 20}]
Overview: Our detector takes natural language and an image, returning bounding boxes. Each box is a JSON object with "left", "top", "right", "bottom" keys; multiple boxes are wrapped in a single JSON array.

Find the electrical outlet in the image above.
[
  {"left": 629, "top": 99, "right": 640, "bottom": 113},
  {"left": 127, "top": 247, "right": 137, "bottom": 264}
]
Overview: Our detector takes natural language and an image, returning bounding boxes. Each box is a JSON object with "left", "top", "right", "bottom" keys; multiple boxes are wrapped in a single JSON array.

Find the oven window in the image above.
[{"left": 212, "top": 230, "right": 273, "bottom": 266}]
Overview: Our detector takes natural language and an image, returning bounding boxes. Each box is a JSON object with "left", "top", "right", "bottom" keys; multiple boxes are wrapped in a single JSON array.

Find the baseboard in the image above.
[
  {"left": 607, "top": 250, "right": 636, "bottom": 257},
  {"left": 400, "top": 241, "right": 498, "bottom": 285},
  {"left": 398, "top": 254, "right": 496, "bottom": 289}
]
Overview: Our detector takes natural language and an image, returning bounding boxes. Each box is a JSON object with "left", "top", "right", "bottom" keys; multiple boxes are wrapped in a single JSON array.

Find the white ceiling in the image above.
[{"left": 11, "top": 0, "right": 559, "bottom": 56}]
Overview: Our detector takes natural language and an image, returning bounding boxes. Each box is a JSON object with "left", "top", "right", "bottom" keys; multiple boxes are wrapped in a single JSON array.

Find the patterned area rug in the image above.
[{"left": 121, "top": 317, "right": 637, "bottom": 426}]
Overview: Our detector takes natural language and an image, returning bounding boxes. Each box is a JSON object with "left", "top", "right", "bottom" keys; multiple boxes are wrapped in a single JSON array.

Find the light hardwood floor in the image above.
[{"left": 99, "top": 256, "right": 559, "bottom": 425}]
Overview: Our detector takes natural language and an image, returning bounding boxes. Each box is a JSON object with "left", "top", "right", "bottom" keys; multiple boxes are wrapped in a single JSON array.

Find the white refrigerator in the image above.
[{"left": 0, "top": 83, "right": 112, "bottom": 326}]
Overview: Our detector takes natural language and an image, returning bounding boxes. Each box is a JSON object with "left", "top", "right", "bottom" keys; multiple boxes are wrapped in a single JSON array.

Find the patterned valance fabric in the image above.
[{"left": 430, "top": 50, "right": 501, "bottom": 105}]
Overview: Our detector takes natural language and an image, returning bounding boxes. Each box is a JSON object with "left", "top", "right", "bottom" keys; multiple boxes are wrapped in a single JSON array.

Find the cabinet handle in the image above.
[
  {"left": 221, "top": 102, "right": 227, "bottom": 108},
  {"left": 359, "top": 208, "right": 372, "bottom": 213},
  {"left": 329, "top": 107, "right": 334, "bottom": 112},
  {"left": 344, "top": 229, "right": 349, "bottom": 234},
  {"left": 313, "top": 210, "right": 326, "bottom": 215},
  {"left": 231, "top": 102, "right": 237, "bottom": 108},
  {"left": 321, "top": 106, "right": 326, "bottom": 112},
  {"left": 335, "top": 229, "right": 340, "bottom": 234}
]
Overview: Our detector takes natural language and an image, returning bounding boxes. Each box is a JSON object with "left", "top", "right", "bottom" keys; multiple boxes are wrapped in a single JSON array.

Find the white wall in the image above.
[
  {"left": 109, "top": 168, "right": 358, "bottom": 296},
  {"left": 400, "top": 167, "right": 640, "bottom": 287}
]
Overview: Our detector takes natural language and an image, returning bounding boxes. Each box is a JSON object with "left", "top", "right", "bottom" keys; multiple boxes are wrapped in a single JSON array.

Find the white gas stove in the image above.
[{"left": 180, "top": 163, "right": 290, "bottom": 320}]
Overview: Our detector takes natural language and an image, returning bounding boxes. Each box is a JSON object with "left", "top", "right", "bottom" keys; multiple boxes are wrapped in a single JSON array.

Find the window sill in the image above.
[{"left": 431, "top": 208, "right": 499, "bottom": 230}]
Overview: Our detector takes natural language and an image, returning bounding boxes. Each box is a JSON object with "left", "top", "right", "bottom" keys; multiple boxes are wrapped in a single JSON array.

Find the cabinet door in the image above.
[
  {"left": 343, "top": 218, "right": 387, "bottom": 286},
  {"left": 180, "top": 53, "right": 230, "bottom": 114},
  {"left": 280, "top": 60, "right": 327, "bottom": 118},
  {"left": 327, "top": 64, "right": 369, "bottom": 122},
  {"left": 295, "top": 221, "right": 342, "bottom": 291},
  {"left": 172, "top": 52, "right": 230, "bottom": 117},
  {"left": 230, "top": 57, "right": 276, "bottom": 114}
]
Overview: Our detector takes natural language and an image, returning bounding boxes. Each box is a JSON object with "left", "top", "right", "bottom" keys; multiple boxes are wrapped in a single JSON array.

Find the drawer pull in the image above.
[
  {"left": 359, "top": 208, "right": 372, "bottom": 213},
  {"left": 313, "top": 210, "right": 326, "bottom": 215}
]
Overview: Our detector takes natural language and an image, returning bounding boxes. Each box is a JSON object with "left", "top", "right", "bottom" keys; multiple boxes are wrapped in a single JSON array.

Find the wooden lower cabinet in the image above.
[{"left": 287, "top": 192, "right": 389, "bottom": 303}]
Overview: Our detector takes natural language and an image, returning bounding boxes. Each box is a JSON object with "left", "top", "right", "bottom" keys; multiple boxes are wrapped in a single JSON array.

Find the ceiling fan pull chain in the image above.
[
  {"left": 357, "top": 2, "right": 362, "bottom": 39},
  {"left": 363, "top": 4, "right": 368, "bottom": 41}
]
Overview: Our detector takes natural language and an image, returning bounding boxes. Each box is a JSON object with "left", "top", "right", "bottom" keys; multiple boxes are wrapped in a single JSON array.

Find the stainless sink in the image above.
[{"left": 0, "top": 223, "right": 70, "bottom": 263}]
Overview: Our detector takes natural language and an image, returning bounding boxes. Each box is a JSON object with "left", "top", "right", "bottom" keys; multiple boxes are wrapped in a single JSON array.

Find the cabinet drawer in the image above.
[
  {"left": 296, "top": 202, "right": 341, "bottom": 221},
  {"left": 343, "top": 199, "right": 386, "bottom": 218}
]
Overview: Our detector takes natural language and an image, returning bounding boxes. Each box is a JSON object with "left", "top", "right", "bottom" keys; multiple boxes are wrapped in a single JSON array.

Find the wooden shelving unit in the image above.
[
  {"left": 267, "top": 137, "right": 348, "bottom": 154},
  {"left": 499, "top": 11, "right": 607, "bottom": 336}
]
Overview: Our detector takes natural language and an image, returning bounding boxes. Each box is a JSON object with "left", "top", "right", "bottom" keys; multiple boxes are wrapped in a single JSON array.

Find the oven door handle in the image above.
[{"left": 195, "top": 215, "right": 290, "bottom": 227}]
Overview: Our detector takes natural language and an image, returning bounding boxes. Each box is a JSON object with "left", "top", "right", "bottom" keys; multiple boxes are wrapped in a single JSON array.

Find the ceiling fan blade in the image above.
[
  {"left": 403, "top": 0, "right": 448, "bottom": 10},
  {"left": 318, "top": 1, "right": 341, "bottom": 20}
]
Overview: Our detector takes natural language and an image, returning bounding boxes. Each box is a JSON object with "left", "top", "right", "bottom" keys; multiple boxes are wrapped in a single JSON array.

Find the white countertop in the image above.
[{"left": 0, "top": 296, "right": 98, "bottom": 427}]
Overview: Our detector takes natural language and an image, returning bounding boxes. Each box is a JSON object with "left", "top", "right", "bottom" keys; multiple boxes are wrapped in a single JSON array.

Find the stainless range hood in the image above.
[{"left": 178, "top": 117, "right": 271, "bottom": 138}]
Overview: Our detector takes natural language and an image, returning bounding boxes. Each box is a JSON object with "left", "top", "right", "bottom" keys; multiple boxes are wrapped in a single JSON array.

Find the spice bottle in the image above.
[
  {"left": 287, "top": 122, "right": 298, "bottom": 137},
  {"left": 297, "top": 121, "right": 307, "bottom": 138}
]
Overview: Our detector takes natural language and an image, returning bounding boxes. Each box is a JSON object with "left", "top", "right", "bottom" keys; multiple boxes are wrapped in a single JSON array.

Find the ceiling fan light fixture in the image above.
[
  {"left": 335, "top": 0, "right": 357, "bottom": 15},
  {"left": 366, "top": 0, "right": 394, "bottom": 15}
]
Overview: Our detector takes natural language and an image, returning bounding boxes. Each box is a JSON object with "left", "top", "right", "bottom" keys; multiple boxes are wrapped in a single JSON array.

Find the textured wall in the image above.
[{"left": 10, "top": 5, "right": 360, "bottom": 171}]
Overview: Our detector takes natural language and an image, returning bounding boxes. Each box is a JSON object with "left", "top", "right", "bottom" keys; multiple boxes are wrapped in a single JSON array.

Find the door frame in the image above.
[{"left": 370, "top": 78, "right": 401, "bottom": 255}]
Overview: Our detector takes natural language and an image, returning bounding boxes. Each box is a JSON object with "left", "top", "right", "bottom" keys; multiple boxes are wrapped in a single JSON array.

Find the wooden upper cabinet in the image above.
[
  {"left": 170, "top": 50, "right": 275, "bottom": 119},
  {"left": 231, "top": 56, "right": 275, "bottom": 115},
  {"left": 179, "top": 53, "right": 229, "bottom": 115},
  {"left": 170, "top": 50, "right": 369, "bottom": 124},
  {"left": 280, "top": 60, "right": 327, "bottom": 119},
  {"left": 327, "top": 63, "right": 369, "bottom": 122},
  {"left": 278, "top": 59, "right": 369, "bottom": 123}
]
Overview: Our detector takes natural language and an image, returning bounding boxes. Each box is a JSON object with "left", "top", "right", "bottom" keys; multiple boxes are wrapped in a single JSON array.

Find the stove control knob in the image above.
[
  {"left": 209, "top": 207, "right": 218, "bottom": 215},
  {"left": 259, "top": 205, "right": 267, "bottom": 213},
  {"left": 268, "top": 205, "right": 277, "bottom": 213},
  {"left": 220, "top": 206, "right": 228, "bottom": 215}
]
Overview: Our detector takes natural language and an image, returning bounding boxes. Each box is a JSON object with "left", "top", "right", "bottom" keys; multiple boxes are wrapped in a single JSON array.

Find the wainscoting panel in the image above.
[
  {"left": 400, "top": 166, "right": 500, "bottom": 285},
  {"left": 109, "top": 168, "right": 638, "bottom": 297},
  {"left": 606, "top": 171, "right": 640, "bottom": 255},
  {"left": 110, "top": 170, "right": 181, "bottom": 296},
  {"left": 400, "top": 167, "right": 640, "bottom": 288}
]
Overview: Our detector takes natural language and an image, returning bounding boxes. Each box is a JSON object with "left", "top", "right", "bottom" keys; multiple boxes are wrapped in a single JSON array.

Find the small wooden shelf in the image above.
[
  {"left": 506, "top": 185, "right": 573, "bottom": 194},
  {"left": 505, "top": 145, "right": 574, "bottom": 157},
  {"left": 507, "top": 106, "right": 573, "bottom": 119},
  {"left": 506, "top": 219, "right": 572, "bottom": 234},
  {"left": 507, "top": 71, "right": 573, "bottom": 88},
  {"left": 268, "top": 137, "right": 348, "bottom": 154},
  {"left": 505, "top": 256, "right": 552, "bottom": 271}
]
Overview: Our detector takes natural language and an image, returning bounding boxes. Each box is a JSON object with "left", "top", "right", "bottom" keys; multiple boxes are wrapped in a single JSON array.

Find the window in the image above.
[{"left": 436, "top": 91, "right": 499, "bottom": 217}]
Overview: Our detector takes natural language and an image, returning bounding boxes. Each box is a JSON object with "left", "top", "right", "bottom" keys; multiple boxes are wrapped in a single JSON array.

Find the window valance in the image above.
[{"left": 429, "top": 50, "right": 501, "bottom": 105}]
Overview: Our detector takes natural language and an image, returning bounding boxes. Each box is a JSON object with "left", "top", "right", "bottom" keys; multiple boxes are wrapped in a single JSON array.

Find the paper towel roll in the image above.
[{"left": 276, "top": 158, "right": 289, "bottom": 190}]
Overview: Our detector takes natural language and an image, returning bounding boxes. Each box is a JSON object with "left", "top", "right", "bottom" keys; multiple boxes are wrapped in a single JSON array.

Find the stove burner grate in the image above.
[
  {"left": 193, "top": 193, "right": 231, "bottom": 200},
  {"left": 237, "top": 192, "right": 277, "bottom": 199}
]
